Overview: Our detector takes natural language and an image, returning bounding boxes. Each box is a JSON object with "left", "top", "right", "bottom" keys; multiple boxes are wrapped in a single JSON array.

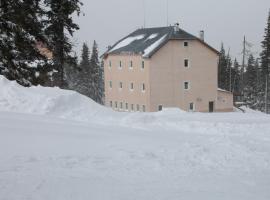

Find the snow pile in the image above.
[
  {"left": 143, "top": 34, "right": 167, "bottom": 57},
  {"left": 0, "top": 76, "right": 117, "bottom": 122},
  {"left": 109, "top": 34, "right": 145, "bottom": 52}
]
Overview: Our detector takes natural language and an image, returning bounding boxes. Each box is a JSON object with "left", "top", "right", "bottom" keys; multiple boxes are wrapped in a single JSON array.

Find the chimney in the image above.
[
  {"left": 199, "top": 30, "right": 205, "bottom": 41},
  {"left": 174, "top": 23, "right": 180, "bottom": 33}
]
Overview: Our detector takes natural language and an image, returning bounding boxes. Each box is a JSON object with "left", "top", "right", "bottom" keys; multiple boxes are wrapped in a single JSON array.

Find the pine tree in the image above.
[
  {"left": 232, "top": 58, "right": 241, "bottom": 93},
  {"left": 77, "top": 43, "right": 92, "bottom": 97},
  {"left": 260, "top": 10, "right": 270, "bottom": 113},
  {"left": 98, "top": 60, "right": 105, "bottom": 105},
  {"left": 0, "top": 0, "right": 53, "bottom": 86},
  {"left": 244, "top": 54, "right": 257, "bottom": 108},
  {"left": 44, "top": 0, "right": 82, "bottom": 88},
  {"left": 218, "top": 43, "right": 229, "bottom": 90},
  {"left": 89, "top": 40, "right": 100, "bottom": 102}
]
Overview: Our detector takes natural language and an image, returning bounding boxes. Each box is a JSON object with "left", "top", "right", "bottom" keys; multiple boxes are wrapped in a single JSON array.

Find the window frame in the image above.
[
  {"left": 119, "top": 61, "right": 122, "bottom": 70},
  {"left": 142, "top": 105, "right": 146, "bottom": 112},
  {"left": 189, "top": 102, "right": 195, "bottom": 112},
  {"left": 129, "top": 61, "right": 133, "bottom": 70},
  {"left": 125, "top": 103, "right": 128, "bottom": 110},
  {"left": 109, "top": 81, "right": 112, "bottom": 89},
  {"left": 184, "top": 81, "right": 190, "bottom": 90},
  {"left": 142, "top": 83, "right": 146, "bottom": 92},
  {"left": 141, "top": 60, "right": 145, "bottom": 70},
  {"left": 109, "top": 60, "right": 112, "bottom": 69},
  {"left": 184, "top": 41, "right": 189, "bottom": 47},
  {"left": 119, "top": 82, "right": 123, "bottom": 90},
  {"left": 130, "top": 82, "right": 134, "bottom": 91},
  {"left": 184, "top": 59, "right": 189, "bottom": 68}
]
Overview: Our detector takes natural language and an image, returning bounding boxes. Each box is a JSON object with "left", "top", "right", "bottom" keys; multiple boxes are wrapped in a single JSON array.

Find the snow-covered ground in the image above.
[{"left": 0, "top": 76, "right": 270, "bottom": 200}]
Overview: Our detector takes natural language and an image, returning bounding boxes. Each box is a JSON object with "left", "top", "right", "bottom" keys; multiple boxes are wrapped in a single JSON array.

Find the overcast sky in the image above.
[{"left": 73, "top": 0, "right": 269, "bottom": 61}]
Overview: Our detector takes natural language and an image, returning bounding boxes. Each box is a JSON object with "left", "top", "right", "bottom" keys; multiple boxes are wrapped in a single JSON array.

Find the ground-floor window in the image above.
[
  {"left": 189, "top": 102, "right": 194, "bottom": 111},
  {"left": 131, "top": 104, "right": 134, "bottom": 111},
  {"left": 110, "top": 101, "right": 112, "bottom": 107},
  {"left": 120, "top": 102, "right": 123, "bottom": 109},
  {"left": 115, "top": 102, "right": 118, "bottom": 109},
  {"left": 125, "top": 103, "right": 128, "bottom": 110},
  {"left": 142, "top": 105, "right": 146, "bottom": 112}
]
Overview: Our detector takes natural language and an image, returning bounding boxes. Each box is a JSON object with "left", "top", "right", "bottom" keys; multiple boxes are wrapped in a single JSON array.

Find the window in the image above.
[
  {"left": 158, "top": 105, "right": 163, "bottom": 111},
  {"left": 129, "top": 61, "right": 133, "bottom": 69},
  {"left": 125, "top": 103, "right": 128, "bottom": 110},
  {"left": 110, "top": 101, "right": 113, "bottom": 107},
  {"left": 137, "top": 104, "right": 140, "bottom": 111},
  {"left": 131, "top": 104, "right": 134, "bottom": 111},
  {"left": 142, "top": 83, "right": 145, "bottom": 92},
  {"left": 120, "top": 102, "right": 123, "bottom": 110},
  {"left": 109, "top": 60, "right": 112, "bottom": 69},
  {"left": 130, "top": 82, "right": 134, "bottom": 91},
  {"left": 142, "top": 105, "right": 146, "bottom": 112},
  {"left": 119, "top": 61, "right": 122, "bottom": 69},
  {"left": 115, "top": 102, "right": 118, "bottom": 109},
  {"left": 141, "top": 61, "right": 145, "bottom": 70},
  {"left": 189, "top": 103, "right": 194, "bottom": 111},
  {"left": 184, "top": 41, "right": 189, "bottom": 47},
  {"left": 119, "top": 82, "right": 123, "bottom": 89},
  {"left": 184, "top": 81, "right": 189, "bottom": 90},
  {"left": 184, "top": 59, "right": 189, "bottom": 67},
  {"left": 109, "top": 81, "right": 112, "bottom": 89}
]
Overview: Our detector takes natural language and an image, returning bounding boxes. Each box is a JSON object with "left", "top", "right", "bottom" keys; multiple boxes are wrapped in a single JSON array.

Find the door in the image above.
[
  {"left": 158, "top": 105, "right": 163, "bottom": 111},
  {"left": 209, "top": 101, "right": 214, "bottom": 113}
]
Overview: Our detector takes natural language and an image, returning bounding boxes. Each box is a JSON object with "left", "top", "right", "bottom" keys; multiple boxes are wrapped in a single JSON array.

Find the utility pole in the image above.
[
  {"left": 265, "top": 75, "right": 268, "bottom": 114},
  {"left": 241, "top": 36, "right": 246, "bottom": 96},
  {"left": 227, "top": 48, "right": 231, "bottom": 92}
]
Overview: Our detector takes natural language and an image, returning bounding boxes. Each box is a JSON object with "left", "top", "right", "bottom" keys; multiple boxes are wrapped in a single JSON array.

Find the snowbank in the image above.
[{"left": 0, "top": 76, "right": 119, "bottom": 122}]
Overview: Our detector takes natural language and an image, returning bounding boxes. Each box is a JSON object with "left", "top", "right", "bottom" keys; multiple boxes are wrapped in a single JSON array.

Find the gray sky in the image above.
[{"left": 73, "top": 0, "right": 270, "bottom": 61}]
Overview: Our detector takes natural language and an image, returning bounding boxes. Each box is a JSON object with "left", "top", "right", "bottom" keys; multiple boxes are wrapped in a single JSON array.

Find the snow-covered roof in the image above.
[{"left": 104, "top": 26, "right": 219, "bottom": 58}]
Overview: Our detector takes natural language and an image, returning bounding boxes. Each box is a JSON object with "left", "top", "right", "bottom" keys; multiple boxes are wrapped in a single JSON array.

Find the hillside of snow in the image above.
[{"left": 0, "top": 75, "right": 270, "bottom": 200}]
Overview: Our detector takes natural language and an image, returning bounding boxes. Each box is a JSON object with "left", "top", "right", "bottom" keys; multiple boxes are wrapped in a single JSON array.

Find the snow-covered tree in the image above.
[
  {"left": 0, "top": 0, "right": 53, "bottom": 86},
  {"left": 244, "top": 54, "right": 257, "bottom": 108},
  {"left": 259, "top": 10, "right": 270, "bottom": 112},
  {"left": 231, "top": 58, "right": 241, "bottom": 93},
  {"left": 44, "top": 0, "right": 82, "bottom": 88},
  {"left": 218, "top": 43, "right": 231, "bottom": 91},
  {"left": 89, "top": 40, "right": 100, "bottom": 102}
]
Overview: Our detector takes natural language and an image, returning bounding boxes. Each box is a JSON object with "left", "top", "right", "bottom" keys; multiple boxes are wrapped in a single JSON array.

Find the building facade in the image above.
[{"left": 103, "top": 25, "right": 233, "bottom": 112}]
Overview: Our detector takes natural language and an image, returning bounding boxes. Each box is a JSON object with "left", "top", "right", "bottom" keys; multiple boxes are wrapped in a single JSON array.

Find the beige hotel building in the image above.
[{"left": 102, "top": 25, "right": 233, "bottom": 112}]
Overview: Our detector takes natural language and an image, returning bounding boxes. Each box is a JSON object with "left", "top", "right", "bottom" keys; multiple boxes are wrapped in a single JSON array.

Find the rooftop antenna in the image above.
[
  {"left": 143, "top": 0, "right": 146, "bottom": 28},
  {"left": 166, "top": 0, "right": 169, "bottom": 26}
]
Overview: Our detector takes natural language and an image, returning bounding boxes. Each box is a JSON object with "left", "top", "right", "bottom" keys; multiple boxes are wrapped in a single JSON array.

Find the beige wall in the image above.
[
  {"left": 216, "top": 90, "right": 234, "bottom": 112},
  {"left": 149, "top": 40, "right": 219, "bottom": 112},
  {"left": 104, "top": 54, "right": 151, "bottom": 111},
  {"left": 104, "top": 39, "right": 233, "bottom": 113}
]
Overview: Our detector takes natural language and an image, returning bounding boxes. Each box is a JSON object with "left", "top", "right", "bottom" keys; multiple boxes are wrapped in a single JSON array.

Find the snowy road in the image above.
[{"left": 1, "top": 111, "right": 270, "bottom": 200}]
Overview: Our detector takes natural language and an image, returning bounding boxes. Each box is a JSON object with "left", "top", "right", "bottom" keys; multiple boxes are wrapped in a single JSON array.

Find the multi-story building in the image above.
[{"left": 102, "top": 25, "right": 233, "bottom": 112}]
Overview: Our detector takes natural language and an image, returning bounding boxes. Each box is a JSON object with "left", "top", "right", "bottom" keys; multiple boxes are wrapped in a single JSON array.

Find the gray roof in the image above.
[{"left": 104, "top": 26, "right": 219, "bottom": 58}]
